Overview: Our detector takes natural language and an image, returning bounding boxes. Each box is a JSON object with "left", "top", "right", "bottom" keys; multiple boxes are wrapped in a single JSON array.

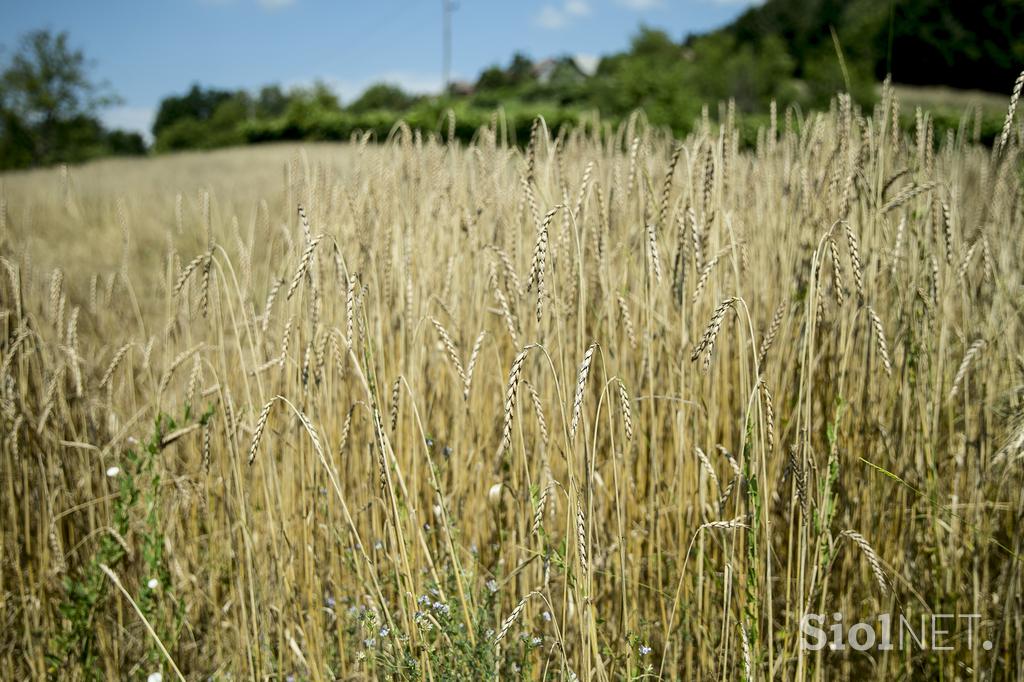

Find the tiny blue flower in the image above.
[
  {"left": 542, "top": 611, "right": 551, "bottom": 621},
  {"left": 425, "top": 437, "right": 434, "bottom": 448},
  {"left": 379, "top": 626, "right": 389, "bottom": 637},
  {"left": 364, "top": 637, "right": 376, "bottom": 648},
  {"left": 324, "top": 596, "right": 336, "bottom": 609},
  {"left": 639, "top": 644, "right": 652, "bottom": 656},
  {"left": 443, "top": 445, "right": 452, "bottom": 458}
]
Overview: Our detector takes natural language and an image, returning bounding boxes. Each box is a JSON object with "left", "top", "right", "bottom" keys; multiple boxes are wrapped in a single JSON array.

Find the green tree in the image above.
[
  {"left": 256, "top": 85, "right": 289, "bottom": 118},
  {"left": 0, "top": 30, "right": 120, "bottom": 167},
  {"left": 348, "top": 83, "right": 420, "bottom": 113},
  {"left": 152, "top": 84, "right": 234, "bottom": 138}
]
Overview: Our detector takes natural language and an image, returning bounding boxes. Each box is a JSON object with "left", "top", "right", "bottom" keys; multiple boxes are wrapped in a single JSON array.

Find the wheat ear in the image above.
[
  {"left": 839, "top": 529, "right": 888, "bottom": 595},
  {"left": 569, "top": 342, "right": 598, "bottom": 441},
  {"left": 499, "top": 346, "right": 531, "bottom": 457}
]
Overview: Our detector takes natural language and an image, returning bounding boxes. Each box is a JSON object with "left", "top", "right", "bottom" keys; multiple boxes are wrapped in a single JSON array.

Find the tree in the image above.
[
  {"left": 152, "top": 84, "right": 234, "bottom": 138},
  {"left": 0, "top": 30, "right": 120, "bottom": 166},
  {"left": 256, "top": 85, "right": 289, "bottom": 118},
  {"left": 348, "top": 83, "right": 419, "bottom": 113}
]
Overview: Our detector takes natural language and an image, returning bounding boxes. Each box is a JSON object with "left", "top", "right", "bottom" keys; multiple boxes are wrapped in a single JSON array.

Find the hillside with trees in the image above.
[{"left": 2, "top": 0, "right": 1021, "bottom": 168}]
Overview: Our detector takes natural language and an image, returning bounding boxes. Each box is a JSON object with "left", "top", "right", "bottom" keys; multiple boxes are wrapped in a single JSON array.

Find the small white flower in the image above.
[
  {"left": 639, "top": 644, "right": 652, "bottom": 656},
  {"left": 147, "top": 578, "right": 159, "bottom": 589},
  {"left": 542, "top": 611, "right": 552, "bottom": 622},
  {"left": 147, "top": 673, "right": 163, "bottom": 682},
  {"left": 105, "top": 466, "right": 120, "bottom": 477},
  {"left": 486, "top": 579, "right": 498, "bottom": 593}
]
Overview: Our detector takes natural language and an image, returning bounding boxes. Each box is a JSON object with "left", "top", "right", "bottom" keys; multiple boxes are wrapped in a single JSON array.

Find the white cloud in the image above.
[
  {"left": 536, "top": 0, "right": 590, "bottom": 29},
  {"left": 100, "top": 106, "right": 156, "bottom": 143},
  {"left": 536, "top": 6, "right": 567, "bottom": 29},
  {"left": 565, "top": 0, "right": 591, "bottom": 16},
  {"left": 616, "top": 0, "right": 664, "bottom": 8}
]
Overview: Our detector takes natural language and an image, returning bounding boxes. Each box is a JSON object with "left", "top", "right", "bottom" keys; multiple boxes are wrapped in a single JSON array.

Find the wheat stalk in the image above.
[
  {"left": 618, "top": 379, "right": 633, "bottom": 442},
  {"left": 998, "top": 70, "right": 1024, "bottom": 153},
  {"left": 843, "top": 222, "right": 865, "bottom": 302},
  {"left": 659, "top": 142, "right": 683, "bottom": 227},
  {"left": 646, "top": 222, "right": 663, "bottom": 284},
  {"left": 286, "top": 233, "right": 323, "bottom": 301},
  {"left": 464, "top": 330, "right": 486, "bottom": 400},
  {"left": 617, "top": 295, "right": 638, "bottom": 350},
  {"left": 828, "top": 237, "right": 845, "bottom": 307},
  {"left": 532, "top": 464, "right": 553, "bottom": 537},
  {"left": 430, "top": 317, "right": 467, "bottom": 383},
  {"left": 759, "top": 379, "right": 775, "bottom": 454},
  {"left": 524, "top": 379, "right": 549, "bottom": 446},
  {"left": 881, "top": 182, "right": 936, "bottom": 213},
  {"left": 691, "top": 253, "right": 721, "bottom": 304},
  {"left": 691, "top": 297, "right": 737, "bottom": 372},
  {"left": 260, "top": 278, "right": 284, "bottom": 333},
  {"left": 494, "top": 590, "right": 539, "bottom": 644},
  {"left": 499, "top": 346, "right": 531, "bottom": 457},
  {"left": 757, "top": 301, "right": 785, "bottom": 368},
  {"left": 949, "top": 339, "right": 985, "bottom": 399},
  {"left": 839, "top": 529, "right": 888, "bottom": 595},
  {"left": 569, "top": 342, "right": 598, "bottom": 441},
  {"left": 247, "top": 396, "right": 279, "bottom": 465},
  {"left": 575, "top": 494, "right": 588, "bottom": 576},
  {"left": 694, "top": 446, "right": 720, "bottom": 491},
  {"left": 389, "top": 376, "right": 402, "bottom": 432},
  {"left": 99, "top": 343, "right": 132, "bottom": 390},
  {"left": 867, "top": 306, "right": 893, "bottom": 376}
]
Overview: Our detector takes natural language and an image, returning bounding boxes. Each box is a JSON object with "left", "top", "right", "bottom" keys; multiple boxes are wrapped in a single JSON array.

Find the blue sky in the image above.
[{"left": 0, "top": 0, "right": 757, "bottom": 138}]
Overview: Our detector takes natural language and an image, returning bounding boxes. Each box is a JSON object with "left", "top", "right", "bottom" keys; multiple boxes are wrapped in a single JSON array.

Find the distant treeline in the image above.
[{"left": 2, "top": 0, "right": 1021, "bottom": 169}]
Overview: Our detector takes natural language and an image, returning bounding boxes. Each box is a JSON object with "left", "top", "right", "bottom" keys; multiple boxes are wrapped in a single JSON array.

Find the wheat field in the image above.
[{"left": 2, "top": 88, "right": 1024, "bottom": 680}]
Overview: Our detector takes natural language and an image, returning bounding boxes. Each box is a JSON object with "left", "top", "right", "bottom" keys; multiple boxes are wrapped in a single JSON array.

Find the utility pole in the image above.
[{"left": 442, "top": 0, "right": 456, "bottom": 92}]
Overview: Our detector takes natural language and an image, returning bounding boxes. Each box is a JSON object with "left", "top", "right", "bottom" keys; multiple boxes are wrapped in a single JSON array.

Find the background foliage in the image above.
[{"left": 1, "top": 0, "right": 1021, "bottom": 169}]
